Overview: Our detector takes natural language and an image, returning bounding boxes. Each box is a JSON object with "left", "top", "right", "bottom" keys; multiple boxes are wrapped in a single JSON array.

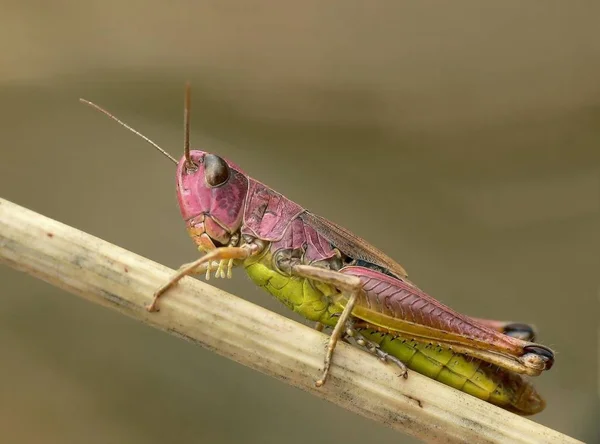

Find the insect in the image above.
[{"left": 80, "top": 84, "right": 554, "bottom": 415}]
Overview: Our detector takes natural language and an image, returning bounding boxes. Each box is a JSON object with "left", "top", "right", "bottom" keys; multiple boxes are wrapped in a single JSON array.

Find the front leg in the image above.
[
  {"left": 147, "top": 244, "right": 259, "bottom": 312},
  {"left": 285, "top": 264, "right": 363, "bottom": 387}
]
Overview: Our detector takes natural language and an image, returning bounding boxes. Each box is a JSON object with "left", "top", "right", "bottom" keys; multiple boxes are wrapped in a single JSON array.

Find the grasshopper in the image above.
[{"left": 81, "top": 84, "right": 554, "bottom": 415}]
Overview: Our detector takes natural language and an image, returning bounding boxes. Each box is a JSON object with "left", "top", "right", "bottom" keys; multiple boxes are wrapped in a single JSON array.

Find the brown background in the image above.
[{"left": 1, "top": 2, "right": 598, "bottom": 443}]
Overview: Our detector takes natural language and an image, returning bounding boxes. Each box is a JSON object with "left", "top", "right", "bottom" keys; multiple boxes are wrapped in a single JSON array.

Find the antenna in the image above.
[
  {"left": 79, "top": 98, "right": 178, "bottom": 164},
  {"left": 183, "top": 82, "right": 197, "bottom": 171}
]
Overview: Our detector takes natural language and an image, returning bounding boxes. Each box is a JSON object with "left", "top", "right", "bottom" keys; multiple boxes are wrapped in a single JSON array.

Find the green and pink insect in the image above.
[{"left": 81, "top": 84, "right": 554, "bottom": 415}]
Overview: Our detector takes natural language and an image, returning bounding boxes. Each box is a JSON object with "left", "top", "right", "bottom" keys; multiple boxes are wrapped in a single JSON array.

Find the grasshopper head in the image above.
[
  {"left": 80, "top": 85, "right": 248, "bottom": 255},
  {"left": 177, "top": 150, "right": 248, "bottom": 252}
]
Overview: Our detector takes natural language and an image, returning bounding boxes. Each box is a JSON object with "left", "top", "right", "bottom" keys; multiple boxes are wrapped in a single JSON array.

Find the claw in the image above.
[
  {"left": 226, "top": 259, "right": 234, "bottom": 278},
  {"left": 205, "top": 261, "right": 212, "bottom": 280},
  {"left": 216, "top": 260, "right": 226, "bottom": 279},
  {"left": 380, "top": 352, "right": 408, "bottom": 378}
]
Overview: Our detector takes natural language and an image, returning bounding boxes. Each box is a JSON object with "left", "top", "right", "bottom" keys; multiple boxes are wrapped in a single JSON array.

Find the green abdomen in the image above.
[
  {"left": 358, "top": 330, "right": 543, "bottom": 415},
  {"left": 244, "top": 256, "right": 342, "bottom": 326},
  {"left": 244, "top": 255, "right": 543, "bottom": 415}
]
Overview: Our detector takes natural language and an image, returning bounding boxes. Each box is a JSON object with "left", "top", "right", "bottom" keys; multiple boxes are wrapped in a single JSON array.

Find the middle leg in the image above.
[{"left": 287, "top": 264, "right": 363, "bottom": 387}]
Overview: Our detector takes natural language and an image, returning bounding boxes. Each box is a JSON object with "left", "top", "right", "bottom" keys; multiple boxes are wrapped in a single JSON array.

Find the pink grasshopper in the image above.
[{"left": 81, "top": 84, "right": 554, "bottom": 414}]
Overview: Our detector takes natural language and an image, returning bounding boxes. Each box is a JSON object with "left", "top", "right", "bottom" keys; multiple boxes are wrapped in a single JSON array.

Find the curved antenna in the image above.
[
  {"left": 183, "top": 82, "right": 196, "bottom": 170},
  {"left": 79, "top": 98, "right": 178, "bottom": 164}
]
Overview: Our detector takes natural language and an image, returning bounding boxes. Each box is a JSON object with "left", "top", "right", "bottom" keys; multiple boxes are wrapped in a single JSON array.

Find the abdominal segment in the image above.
[{"left": 359, "top": 329, "right": 545, "bottom": 415}]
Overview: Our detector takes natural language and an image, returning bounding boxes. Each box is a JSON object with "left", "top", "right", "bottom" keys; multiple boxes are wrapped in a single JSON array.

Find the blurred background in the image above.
[{"left": 1, "top": 2, "right": 599, "bottom": 443}]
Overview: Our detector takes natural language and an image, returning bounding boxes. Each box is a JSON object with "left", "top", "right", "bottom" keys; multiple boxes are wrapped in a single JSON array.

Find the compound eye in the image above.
[{"left": 204, "top": 154, "right": 230, "bottom": 187}]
